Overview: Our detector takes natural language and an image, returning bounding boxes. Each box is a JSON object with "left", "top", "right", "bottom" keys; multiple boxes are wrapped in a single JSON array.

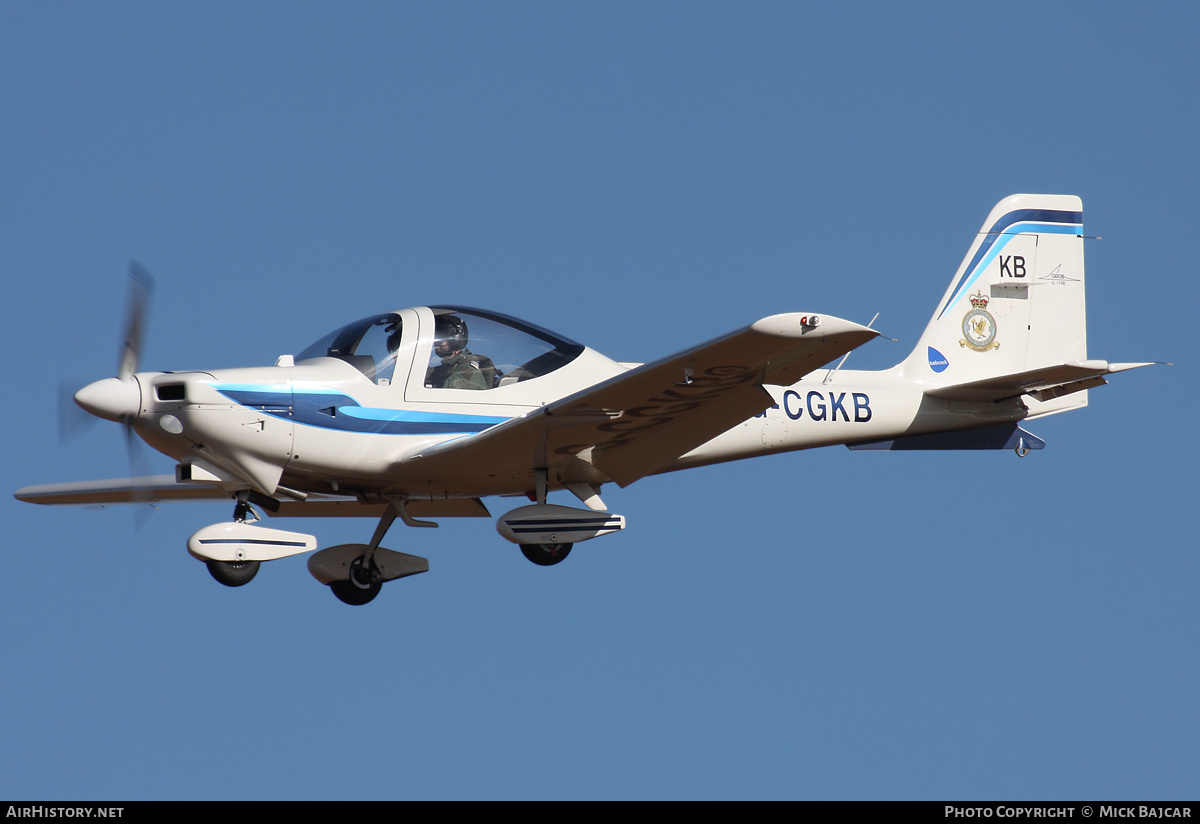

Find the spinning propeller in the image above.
[
  {"left": 72, "top": 262, "right": 154, "bottom": 429},
  {"left": 65, "top": 263, "right": 157, "bottom": 510}
]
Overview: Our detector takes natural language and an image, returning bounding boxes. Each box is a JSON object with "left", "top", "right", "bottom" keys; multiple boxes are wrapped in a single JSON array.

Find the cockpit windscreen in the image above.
[{"left": 297, "top": 313, "right": 403, "bottom": 385}]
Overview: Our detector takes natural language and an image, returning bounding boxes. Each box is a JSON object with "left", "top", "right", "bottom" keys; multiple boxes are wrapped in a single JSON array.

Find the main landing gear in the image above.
[
  {"left": 498, "top": 475, "right": 622, "bottom": 568},
  {"left": 520, "top": 543, "right": 573, "bottom": 566},
  {"left": 328, "top": 556, "right": 383, "bottom": 606},
  {"left": 190, "top": 482, "right": 618, "bottom": 601},
  {"left": 306, "top": 501, "right": 432, "bottom": 606}
]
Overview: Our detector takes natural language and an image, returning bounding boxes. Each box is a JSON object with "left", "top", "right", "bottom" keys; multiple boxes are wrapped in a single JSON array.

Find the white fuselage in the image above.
[
  {"left": 131, "top": 354, "right": 1026, "bottom": 500},
  {"left": 667, "top": 366, "right": 1025, "bottom": 472}
]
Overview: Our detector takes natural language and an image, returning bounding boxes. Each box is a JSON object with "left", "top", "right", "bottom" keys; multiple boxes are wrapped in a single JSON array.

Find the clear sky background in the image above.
[{"left": 1, "top": 2, "right": 1193, "bottom": 800}]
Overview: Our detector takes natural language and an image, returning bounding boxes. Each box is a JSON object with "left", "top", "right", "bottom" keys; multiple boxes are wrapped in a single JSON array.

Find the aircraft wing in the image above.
[
  {"left": 13, "top": 476, "right": 490, "bottom": 518},
  {"left": 402, "top": 313, "right": 878, "bottom": 488},
  {"left": 15, "top": 475, "right": 229, "bottom": 505}
]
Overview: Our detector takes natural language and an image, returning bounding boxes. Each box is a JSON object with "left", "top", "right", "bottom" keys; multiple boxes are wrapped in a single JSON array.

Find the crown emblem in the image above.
[{"left": 969, "top": 291, "right": 989, "bottom": 309}]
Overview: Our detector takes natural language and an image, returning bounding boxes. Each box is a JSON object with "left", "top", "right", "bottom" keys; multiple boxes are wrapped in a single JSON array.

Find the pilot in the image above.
[
  {"left": 385, "top": 319, "right": 403, "bottom": 355},
  {"left": 425, "top": 315, "right": 495, "bottom": 390}
]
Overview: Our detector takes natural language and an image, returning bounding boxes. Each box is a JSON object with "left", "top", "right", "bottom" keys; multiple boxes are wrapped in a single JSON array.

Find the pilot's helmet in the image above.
[
  {"left": 385, "top": 320, "right": 403, "bottom": 353},
  {"left": 434, "top": 314, "right": 469, "bottom": 353}
]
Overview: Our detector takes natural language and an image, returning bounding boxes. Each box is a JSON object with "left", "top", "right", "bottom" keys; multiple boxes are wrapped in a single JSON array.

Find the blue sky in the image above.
[{"left": 1, "top": 2, "right": 1194, "bottom": 800}]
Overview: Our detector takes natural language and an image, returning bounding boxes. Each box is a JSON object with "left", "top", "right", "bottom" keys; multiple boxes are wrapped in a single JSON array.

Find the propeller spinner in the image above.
[{"left": 74, "top": 262, "right": 154, "bottom": 423}]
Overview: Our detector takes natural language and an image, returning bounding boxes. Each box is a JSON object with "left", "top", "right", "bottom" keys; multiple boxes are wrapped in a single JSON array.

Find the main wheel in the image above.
[
  {"left": 206, "top": 559, "right": 260, "bottom": 587},
  {"left": 520, "top": 542, "right": 573, "bottom": 566},
  {"left": 329, "top": 556, "right": 382, "bottom": 605}
]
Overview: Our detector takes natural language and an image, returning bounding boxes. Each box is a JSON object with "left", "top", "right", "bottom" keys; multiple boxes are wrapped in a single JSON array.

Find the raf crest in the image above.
[{"left": 960, "top": 291, "right": 999, "bottom": 352}]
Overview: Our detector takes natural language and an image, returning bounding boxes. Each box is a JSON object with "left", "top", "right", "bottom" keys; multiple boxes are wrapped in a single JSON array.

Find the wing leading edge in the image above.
[
  {"left": 13, "top": 476, "right": 490, "bottom": 518},
  {"left": 402, "top": 312, "right": 878, "bottom": 488}
]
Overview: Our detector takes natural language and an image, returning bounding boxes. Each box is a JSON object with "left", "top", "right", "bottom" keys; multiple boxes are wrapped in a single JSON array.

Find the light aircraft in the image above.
[{"left": 16, "top": 195, "right": 1158, "bottom": 605}]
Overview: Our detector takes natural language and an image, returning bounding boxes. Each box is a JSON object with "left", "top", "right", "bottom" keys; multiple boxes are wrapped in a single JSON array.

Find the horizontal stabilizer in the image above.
[
  {"left": 848, "top": 423, "right": 1045, "bottom": 452},
  {"left": 926, "top": 361, "right": 1158, "bottom": 403}
]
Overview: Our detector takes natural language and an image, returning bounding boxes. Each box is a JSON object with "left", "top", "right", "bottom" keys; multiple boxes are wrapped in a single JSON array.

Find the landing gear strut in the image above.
[
  {"left": 205, "top": 492, "right": 264, "bottom": 587},
  {"left": 318, "top": 502, "right": 434, "bottom": 605}
]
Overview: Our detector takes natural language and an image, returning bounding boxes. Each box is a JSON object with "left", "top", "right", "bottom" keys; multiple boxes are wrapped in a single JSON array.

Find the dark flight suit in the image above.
[{"left": 426, "top": 350, "right": 495, "bottom": 390}]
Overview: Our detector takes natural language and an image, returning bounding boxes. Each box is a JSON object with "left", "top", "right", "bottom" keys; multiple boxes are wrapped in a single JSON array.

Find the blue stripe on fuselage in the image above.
[{"left": 212, "top": 385, "right": 507, "bottom": 435}]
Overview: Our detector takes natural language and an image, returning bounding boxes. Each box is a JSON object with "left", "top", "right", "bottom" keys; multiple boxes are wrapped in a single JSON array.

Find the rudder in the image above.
[{"left": 903, "top": 194, "right": 1088, "bottom": 406}]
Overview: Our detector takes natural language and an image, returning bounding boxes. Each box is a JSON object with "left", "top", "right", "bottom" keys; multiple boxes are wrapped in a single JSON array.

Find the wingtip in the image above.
[
  {"left": 750, "top": 313, "right": 880, "bottom": 340},
  {"left": 1106, "top": 361, "right": 1167, "bottom": 373}
]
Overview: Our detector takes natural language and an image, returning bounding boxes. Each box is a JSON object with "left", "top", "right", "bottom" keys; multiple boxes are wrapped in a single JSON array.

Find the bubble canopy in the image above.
[{"left": 297, "top": 306, "right": 587, "bottom": 389}]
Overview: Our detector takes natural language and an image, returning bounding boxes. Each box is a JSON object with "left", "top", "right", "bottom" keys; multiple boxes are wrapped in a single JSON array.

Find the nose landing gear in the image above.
[
  {"left": 206, "top": 559, "right": 261, "bottom": 587},
  {"left": 188, "top": 491, "right": 316, "bottom": 588}
]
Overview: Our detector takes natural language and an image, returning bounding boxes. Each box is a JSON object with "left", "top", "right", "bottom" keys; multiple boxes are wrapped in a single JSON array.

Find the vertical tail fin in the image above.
[{"left": 903, "top": 195, "right": 1088, "bottom": 411}]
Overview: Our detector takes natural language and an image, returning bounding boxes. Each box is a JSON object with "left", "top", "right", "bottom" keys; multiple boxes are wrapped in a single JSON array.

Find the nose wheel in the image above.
[{"left": 206, "top": 559, "right": 261, "bottom": 587}]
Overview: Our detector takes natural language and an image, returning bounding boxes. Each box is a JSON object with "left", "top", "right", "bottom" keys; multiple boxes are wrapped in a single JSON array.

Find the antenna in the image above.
[{"left": 823, "top": 312, "right": 880, "bottom": 385}]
